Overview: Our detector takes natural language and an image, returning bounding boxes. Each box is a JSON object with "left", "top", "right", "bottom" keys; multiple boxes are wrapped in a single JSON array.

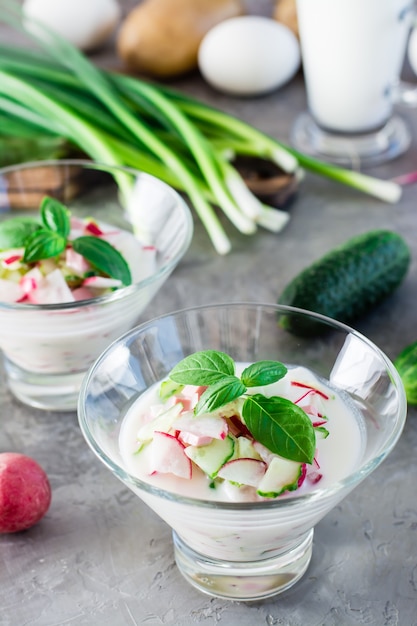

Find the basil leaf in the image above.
[
  {"left": 72, "top": 236, "right": 132, "bottom": 286},
  {"left": 169, "top": 350, "right": 235, "bottom": 385},
  {"left": 242, "top": 394, "right": 315, "bottom": 464},
  {"left": 0, "top": 217, "right": 40, "bottom": 250},
  {"left": 194, "top": 376, "right": 246, "bottom": 416},
  {"left": 23, "top": 228, "right": 66, "bottom": 262},
  {"left": 241, "top": 360, "right": 287, "bottom": 387},
  {"left": 40, "top": 196, "right": 71, "bottom": 237}
]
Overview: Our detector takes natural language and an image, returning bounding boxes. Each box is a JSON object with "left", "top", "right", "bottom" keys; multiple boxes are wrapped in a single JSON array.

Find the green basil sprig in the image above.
[
  {"left": 1, "top": 195, "right": 132, "bottom": 285},
  {"left": 169, "top": 350, "right": 316, "bottom": 464}
]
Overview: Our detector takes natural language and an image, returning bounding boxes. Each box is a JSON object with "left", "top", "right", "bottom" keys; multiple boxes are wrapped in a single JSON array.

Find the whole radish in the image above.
[{"left": 0, "top": 453, "right": 51, "bottom": 533}]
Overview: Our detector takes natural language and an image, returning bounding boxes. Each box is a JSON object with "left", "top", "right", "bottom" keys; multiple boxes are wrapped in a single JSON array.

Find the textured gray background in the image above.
[{"left": 1, "top": 1, "right": 417, "bottom": 624}]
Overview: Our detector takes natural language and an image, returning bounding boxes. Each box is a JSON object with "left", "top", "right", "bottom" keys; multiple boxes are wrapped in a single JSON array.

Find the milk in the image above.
[{"left": 296, "top": 0, "right": 413, "bottom": 133}]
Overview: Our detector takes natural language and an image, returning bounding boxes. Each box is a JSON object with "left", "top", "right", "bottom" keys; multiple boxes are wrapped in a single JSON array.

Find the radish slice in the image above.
[
  {"left": 0, "top": 278, "right": 23, "bottom": 303},
  {"left": 178, "top": 432, "right": 213, "bottom": 447},
  {"left": 65, "top": 248, "right": 90, "bottom": 274},
  {"left": 173, "top": 411, "right": 228, "bottom": 440},
  {"left": 28, "top": 269, "right": 75, "bottom": 304},
  {"left": 83, "top": 276, "right": 122, "bottom": 289},
  {"left": 149, "top": 431, "right": 192, "bottom": 479},
  {"left": 72, "top": 287, "right": 95, "bottom": 301},
  {"left": 217, "top": 458, "right": 267, "bottom": 487}
]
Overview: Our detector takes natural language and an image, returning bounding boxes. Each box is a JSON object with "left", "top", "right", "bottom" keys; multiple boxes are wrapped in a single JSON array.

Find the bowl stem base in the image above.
[
  {"left": 3, "top": 356, "right": 85, "bottom": 412},
  {"left": 172, "top": 528, "right": 314, "bottom": 601}
]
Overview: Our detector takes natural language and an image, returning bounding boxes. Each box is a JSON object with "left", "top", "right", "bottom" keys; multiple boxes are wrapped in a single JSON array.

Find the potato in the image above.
[
  {"left": 117, "top": 0, "right": 245, "bottom": 78},
  {"left": 0, "top": 453, "right": 51, "bottom": 533},
  {"left": 273, "top": 0, "right": 299, "bottom": 39}
]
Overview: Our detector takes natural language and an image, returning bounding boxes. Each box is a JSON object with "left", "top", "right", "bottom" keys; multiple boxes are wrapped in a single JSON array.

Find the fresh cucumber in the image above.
[
  {"left": 394, "top": 341, "right": 417, "bottom": 405},
  {"left": 278, "top": 230, "right": 410, "bottom": 335},
  {"left": 184, "top": 435, "right": 235, "bottom": 479},
  {"left": 257, "top": 456, "right": 302, "bottom": 498}
]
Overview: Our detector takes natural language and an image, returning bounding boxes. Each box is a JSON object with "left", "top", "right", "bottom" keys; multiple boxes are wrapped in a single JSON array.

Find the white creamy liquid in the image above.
[
  {"left": 119, "top": 364, "right": 365, "bottom": 503},
  {"left": 296, "top": 0, "right": 412, "bottom": 133}
]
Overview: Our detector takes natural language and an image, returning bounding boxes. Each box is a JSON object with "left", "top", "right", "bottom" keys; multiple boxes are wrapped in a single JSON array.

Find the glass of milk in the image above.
[
  {"left": 0, "top": 160, "right": 193, "bottom": 411},
  {"left": 78, "top": 303, "right": 407, "bottom": 601},
  {"left": 292, "top": 0, "right": 417, "bottom": 166}
]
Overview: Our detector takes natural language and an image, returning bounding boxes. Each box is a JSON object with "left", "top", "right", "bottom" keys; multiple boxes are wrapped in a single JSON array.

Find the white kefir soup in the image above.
[{"left": 119, "top": 364, "right": 365, "bottom": 503}]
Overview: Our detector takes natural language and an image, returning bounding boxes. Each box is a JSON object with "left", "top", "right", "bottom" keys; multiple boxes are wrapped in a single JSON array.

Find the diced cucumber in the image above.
[
  {"left": 185, "top": 435, "right": 235, "bottom": 478},
  {"left": 257, "top": 456, "right": 302, "bottom": 498},
  {"left": 136, "top": 403, "right": 183, "bottom": 443},
  {"left": 235, "top": 436, "right": 262, "bottom": 460}
]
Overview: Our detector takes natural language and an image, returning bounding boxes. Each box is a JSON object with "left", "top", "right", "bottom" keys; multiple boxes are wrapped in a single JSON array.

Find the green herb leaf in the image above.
[
  {"left": 194, "top": 376, "right": 246, "bottom": 416},
  {"left": 72, "top": 236, "right": 132, "bottom": 286},
  {"left": 23, "top": 228, "right": 66, "bottom": 262},
  {"left": 0, "top": 217, "right": 40, "bottom": 250},
  {"left": 169, "top": 350, "right": 235, "bottom": 385},
  {"left": 242, "top": 395, "right": 315, "bottom": 464},
  {"left": 241, "top": 360, "right": 287, "bottom": 387},
  {"left": 40, "top": 196, "right": 71, "bottom": 237}
]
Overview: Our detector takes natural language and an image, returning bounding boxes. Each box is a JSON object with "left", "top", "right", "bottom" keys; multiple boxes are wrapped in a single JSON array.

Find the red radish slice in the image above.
[
  {"left": 178, "top": 431, "right": 213, "bottom": 447},
  {"left": 149, "top": 431, "right": 192, "bottom": 479},
  {"left": 84, "top": 221, "right": 103, "bottom": 236},
  {"left": 27, "top": 269, "right": 75, "bottom": 304},
  {"left": 217, "top": 458, "right": 267, "bottom": 487},
  {"left": 173, "top": 411, "right": 228, "bottom": 440},
  {"left": 0, "top": 453, "right": 51, "bottom": 533},
  {"left": 72, "top": 287, "right": 95, "bottom": 301},
  {"left": 83, "top": 276, "right": 122, "bottom": 289},
  {"left": 20, "top": 267, "right": 43, "bottom": 295},
  {"left": 65, "top": 248, "right": 90, "bottom": 274},
  {"left": 0, "top": 279, "right": 24, "bottom": 303}
]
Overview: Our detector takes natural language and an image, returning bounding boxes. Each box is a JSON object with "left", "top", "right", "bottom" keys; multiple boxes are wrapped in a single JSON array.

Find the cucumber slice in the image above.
[
  {"left": 278, "top": 230, "right": 410, "bottom": 336},
  {"left": 136, "top": 403, "right": 183, "bottom": 443},
  {"left": 257, "top": 456, "right": 302, "bottom": 498},
  {"left": 185, "top": 435, "right": 235, "bottom": 478},
  {"left": 235, "top": 436, "right": 262, "bottom": 460}
]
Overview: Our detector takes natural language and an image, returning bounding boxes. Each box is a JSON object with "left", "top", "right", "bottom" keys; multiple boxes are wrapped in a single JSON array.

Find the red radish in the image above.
[
  {"left": 149, "top": 431, "right": 192, "bottom": 479},
  {"left": 20, "top": 267, "right": 43, "bottom": 295},
  {"left": 27, "top": 269, "right": 75, "bottom": 304},
  {"left": 173, "top": 411, "right": 228, "bottom": 440},
  {"left": 0, "top": 453, "right": 51, "bottom": 533},
  {"left": 84, "top": 220, "right": 103, "bottom": 236},
  {"left": 83, "top": 276, "right": 122, "bottom": 289},
  {"left": 229, "top": 414, "right": 253, "bottom": 438},
  {"left": 291, "top": 380, "right": 329, "bottom": 400},
  {"left": 65, "top": 248, "right": 90, "bottom": 274},
  {"left": 0, "top": 278, "right": 24, "bottom": 303},
  {"left": 178, "top": 431, "right": 213, "bottom": 447},
  {"left": 2, "top": 253, "right": 23, "bottom": 267},
  {"left": 217, "top": 458, "right": 267, "bottom": 487},
  {"left": 72, "top": 286, "right": 95, "bottom": 301}
]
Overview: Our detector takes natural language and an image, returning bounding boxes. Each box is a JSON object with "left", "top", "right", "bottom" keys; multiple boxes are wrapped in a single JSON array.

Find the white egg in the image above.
[
  {"left": 198, "top": 16, "right": 301, "bottom": 96},
  {"left": 408, "top": 26, "right": 417, "bottom": 76},
  {"left": 23, "top": 0, "right": 121, "bottom": 51}
]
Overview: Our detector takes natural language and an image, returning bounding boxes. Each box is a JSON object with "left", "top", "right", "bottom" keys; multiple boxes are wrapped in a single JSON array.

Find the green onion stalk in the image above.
[{"left": 0, "top": 0, "right": 403, "bottom": 254}]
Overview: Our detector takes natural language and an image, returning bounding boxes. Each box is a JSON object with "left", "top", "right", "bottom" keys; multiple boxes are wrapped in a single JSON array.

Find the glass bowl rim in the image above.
[
  {"left": 0, "top": 158, "right": 194, "bottom": 311},
  {"left": 78, "top": 301, "right": 408, "bottom": 511}
]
